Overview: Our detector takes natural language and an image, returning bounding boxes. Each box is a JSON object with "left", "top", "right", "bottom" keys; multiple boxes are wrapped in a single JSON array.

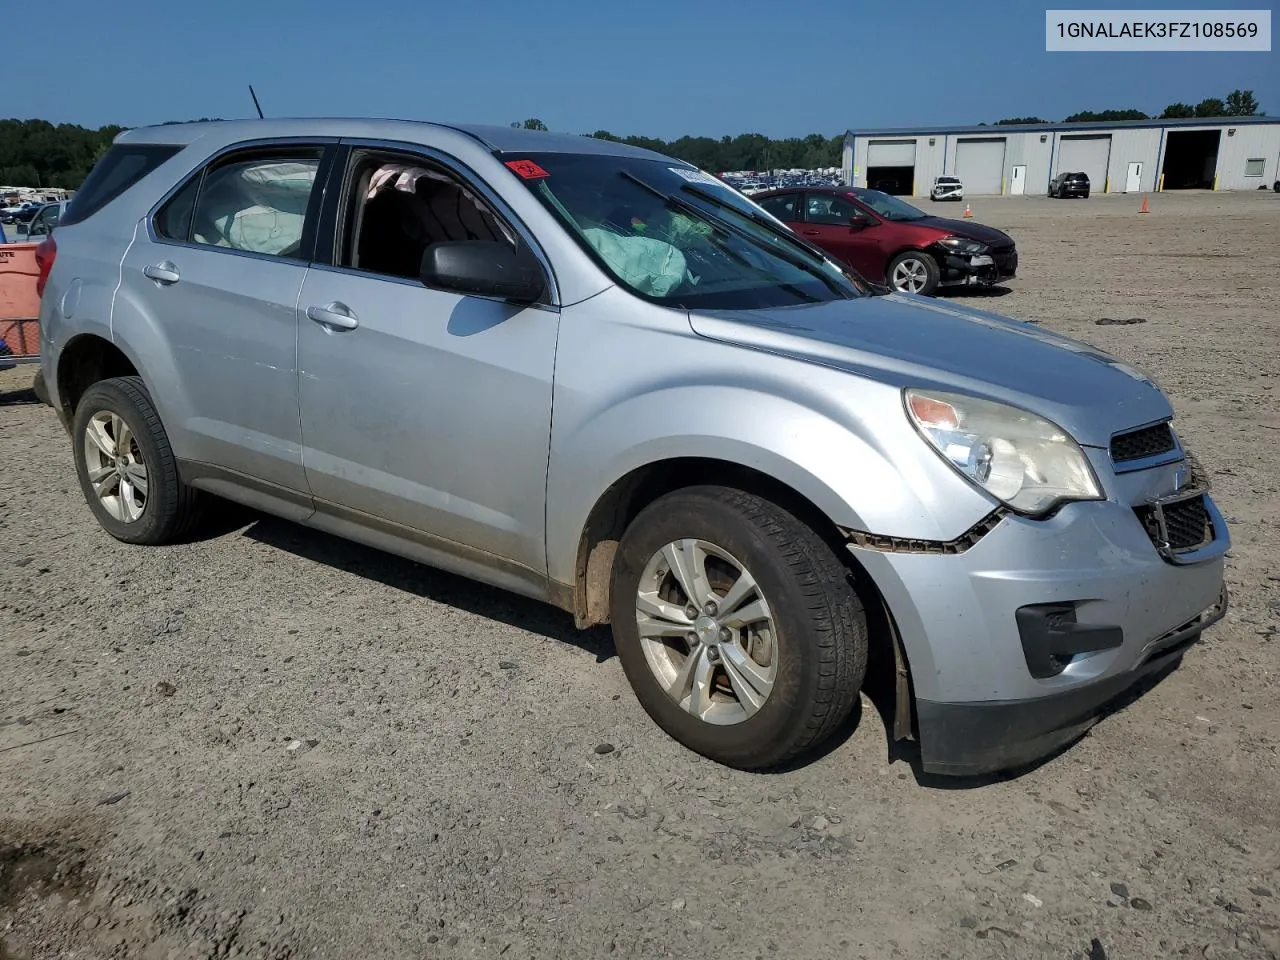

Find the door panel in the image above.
[
  {"left": 296, "top": 267, "right": 557, "bottom": 572},
  {"left": 801, "top": 192, "right": 884, "bottom": 279},
  {"left": 116, "top": 235, "right": 312, "bottom": 492},
  {"left": 111, "top": 144, "right": 331, "bottom": 493}
]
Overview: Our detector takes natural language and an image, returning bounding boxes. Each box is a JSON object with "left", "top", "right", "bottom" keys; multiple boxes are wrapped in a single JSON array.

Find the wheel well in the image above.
[
  {"left": 574, "top": 457, "right": 877, "bottom": 625},
  {"left": 573, "top": 457, "right": 914, "bottom": 739},
  {"left": 56, "top": 335, "right": 138, "bottom": 421},
  {"left": 891, "top": 246, "right": 935, "bottom": 263}
]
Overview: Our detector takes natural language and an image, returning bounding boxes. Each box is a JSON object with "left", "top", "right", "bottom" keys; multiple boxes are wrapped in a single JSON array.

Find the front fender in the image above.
[{"left": 544, "top": 288, "right": 996, "bottom": 587}]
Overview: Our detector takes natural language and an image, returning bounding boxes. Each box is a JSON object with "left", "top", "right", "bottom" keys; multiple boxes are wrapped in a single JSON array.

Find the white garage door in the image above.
[
  {"left": 867, "top": 139, "right": 917, "bottom": 166},
  {"left": 1056, "top": 135, "right": 1112, "bottom": 190},
  {"left": 955, "top": 138, "right": 1007, "bottom": 195}
]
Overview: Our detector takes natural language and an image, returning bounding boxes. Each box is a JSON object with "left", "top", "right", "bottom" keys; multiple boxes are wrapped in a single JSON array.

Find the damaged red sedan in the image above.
[{"left": 753, "top": 185, "right": 1017, "bottom": 296}]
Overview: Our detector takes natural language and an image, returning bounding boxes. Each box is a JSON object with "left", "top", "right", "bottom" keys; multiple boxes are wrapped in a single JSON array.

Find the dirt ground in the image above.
[{"left": 2, "top": 190, "right": 1278, "bottom": 960}]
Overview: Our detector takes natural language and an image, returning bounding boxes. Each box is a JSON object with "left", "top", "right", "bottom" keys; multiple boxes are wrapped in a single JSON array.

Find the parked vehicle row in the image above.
[
  {"left": 34, "top": 118, "right": 1229, "bottom": 777},
  {"left": 1, "top": 201, "right": 45, "bottom": 224}
]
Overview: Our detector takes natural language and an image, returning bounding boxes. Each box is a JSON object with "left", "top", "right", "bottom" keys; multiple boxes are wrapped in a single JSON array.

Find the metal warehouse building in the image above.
[{"left": 842, "top": 116, "right": 1280, "bottom": 197}]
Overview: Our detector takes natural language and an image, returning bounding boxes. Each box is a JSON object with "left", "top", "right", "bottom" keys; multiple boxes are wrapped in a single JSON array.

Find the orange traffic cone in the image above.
[
  {"left": 1139, "top": 195, "right": 1149, "bottom": 214},
  {"left": 963, "top": 203, "right": 973, "bottom": 218}
]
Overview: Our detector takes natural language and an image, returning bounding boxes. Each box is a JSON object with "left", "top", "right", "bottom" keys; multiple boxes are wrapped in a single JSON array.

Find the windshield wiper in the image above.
[{"left": 676, "top": 182, "right": 876, "bottom": 295}]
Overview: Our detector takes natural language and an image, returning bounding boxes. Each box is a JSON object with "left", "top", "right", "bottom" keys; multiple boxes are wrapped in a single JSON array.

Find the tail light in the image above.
[{"left": 34, "top": 235, "right": 56, "bottom": 298}]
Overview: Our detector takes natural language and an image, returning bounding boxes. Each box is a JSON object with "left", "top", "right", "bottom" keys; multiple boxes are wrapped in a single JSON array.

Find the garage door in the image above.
[
  {"left": 1056, "top": 135, "right": 1112, "bottom": 191},
  {"left": 955, "top": 138, "right": 1006, "bottom": 195},
  {"left": 867, "top": 139, "right": 917, "bottom": 166}
]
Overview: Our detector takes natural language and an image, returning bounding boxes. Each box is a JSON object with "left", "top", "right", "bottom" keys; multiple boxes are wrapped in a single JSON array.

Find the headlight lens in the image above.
[
  {"left": 904, "top": 389, "right": 1103, "bottom": 516},
  {"left": 937, "top": 236, "right": 987, "bottom": 255}
]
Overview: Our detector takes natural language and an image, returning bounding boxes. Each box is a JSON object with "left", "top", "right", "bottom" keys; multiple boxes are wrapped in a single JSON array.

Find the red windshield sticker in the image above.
[{"left": 505, "top": 160, "right": 549, "bottom": 180}]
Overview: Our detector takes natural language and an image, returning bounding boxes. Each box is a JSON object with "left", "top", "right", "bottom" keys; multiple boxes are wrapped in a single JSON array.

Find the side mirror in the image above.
[
  {"left": 420, "top": 241, "right": 546, "bottom": 304},
  {"left": 849, "top": 216, "right": 873, "bottom": 230}
]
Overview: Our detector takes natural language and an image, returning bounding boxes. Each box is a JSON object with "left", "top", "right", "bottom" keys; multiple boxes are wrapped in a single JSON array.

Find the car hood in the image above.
[
  {"left": 906, "top": 216, "right": 1012, "bottom": 246},
  {"left": 687, "top": 294, "right": 1172, "bottom": 448}
]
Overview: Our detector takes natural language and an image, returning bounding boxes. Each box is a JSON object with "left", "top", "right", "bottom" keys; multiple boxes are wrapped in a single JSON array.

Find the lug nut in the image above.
[
  {"left": 687, "top": 632, "right": 698, "bottom": 645},
  {"left": 685, "top": 604, "right": 699, "bottom": 619},
  {"left": 704, "top": 601, "right": 718, "bottom": 616},
  {"left": 720, "top": 628, "right": 732, "bottom": 642},
  {"left": 707, "top": 648, "right": 721, "bottom": 662}
]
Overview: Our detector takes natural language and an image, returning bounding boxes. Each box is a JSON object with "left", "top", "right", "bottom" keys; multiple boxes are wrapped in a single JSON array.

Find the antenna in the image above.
[{"left": 248, "top": 85, "right": 265, "bottom": 119}]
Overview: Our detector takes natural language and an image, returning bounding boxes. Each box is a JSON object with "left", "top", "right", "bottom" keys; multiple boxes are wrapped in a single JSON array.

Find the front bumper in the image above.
[
  {"left": 937, "top": 247, "right": 1017, "bottom": 287},
  {"left": 915, "top": 586, "right": 1226, "bottom": 775},
  {"left": 847, "top": 489, "right": 1230, "bottom": 777}
]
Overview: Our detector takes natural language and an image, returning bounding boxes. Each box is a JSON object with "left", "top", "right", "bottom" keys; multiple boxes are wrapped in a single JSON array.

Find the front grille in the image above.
[
  {"left": 1162, "top": 496, "right": 1212, "bottom": 549},
  {"left": 991, "top": 245, "right": 1017, "bottom": 275},
  {"left": 1111, "top": 422, "right": 1176, "bottom": 463},
  {"left": 1137, "top": 493, "right": 1214, "bottom": 554}
]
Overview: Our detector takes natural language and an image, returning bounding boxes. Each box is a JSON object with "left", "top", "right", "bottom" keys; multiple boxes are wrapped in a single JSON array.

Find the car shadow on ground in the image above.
[
  {"left": 193, "top": 503, "right": 1182, "bottom": 787},
  {"left": 933, "top": 285, "right": 1014, "bottom": 300},
  {"left": 0, "top": 382, "right": 39, "bottom": 406},
  {"left": 222, "top": 508, "right": 616, "bottom": 664}
]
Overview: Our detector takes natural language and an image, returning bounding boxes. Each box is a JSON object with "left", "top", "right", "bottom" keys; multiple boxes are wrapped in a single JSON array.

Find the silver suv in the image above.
[{"left": 37, "top": 119, "right": 1229, "bottom": 776}]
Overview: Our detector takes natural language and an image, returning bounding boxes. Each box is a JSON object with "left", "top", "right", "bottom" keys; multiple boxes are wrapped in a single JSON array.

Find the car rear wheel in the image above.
[
  {"left": 609, "top": 485, "right": 869, "bottom": 770},
  {"left": 71, "top": 376, "right": 204, "bottom": 545},
  {"left": 887, "top": 251, "right": 940, "bottom": 296}
]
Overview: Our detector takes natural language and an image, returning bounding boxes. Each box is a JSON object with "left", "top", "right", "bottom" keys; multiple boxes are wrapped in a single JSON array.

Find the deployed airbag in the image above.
[{"left": 581, "top": 227, "right": 688, "bottom": 297}]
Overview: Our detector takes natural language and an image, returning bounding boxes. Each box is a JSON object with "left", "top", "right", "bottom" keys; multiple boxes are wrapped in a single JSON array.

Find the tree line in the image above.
[
  {"left": 508, "top": 119, "right": 841, "bottom": 173},
  {"left": 0, "top": 88, "right": 1264, "bottom": 190},
  {"left": 991, "top": 88, "right": 1261, "bottom": 125}
]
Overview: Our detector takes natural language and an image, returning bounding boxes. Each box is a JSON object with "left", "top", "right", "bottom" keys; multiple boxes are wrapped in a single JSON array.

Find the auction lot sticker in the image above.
[{"left": 1046, "top": 9, "right": 1271, "bottom": 51}]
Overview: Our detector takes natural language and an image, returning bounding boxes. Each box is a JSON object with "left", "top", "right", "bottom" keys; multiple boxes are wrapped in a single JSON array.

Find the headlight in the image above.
[
  {"left": 904, "top": 389, "right": 1103, "bottom": 516},
  {"left": 937, "top": 236, "right": 987, "bottom": 255}
]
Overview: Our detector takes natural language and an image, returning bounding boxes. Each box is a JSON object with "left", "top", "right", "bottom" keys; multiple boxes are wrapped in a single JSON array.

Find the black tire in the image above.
[
  {"left": 71, "top": 376, "right": 204, "bottom": 545},
  {"left": 886, "top": 250, "right": 941, "bottom": 296},
  {"left": 609, "top": 485, "right": 869, "bottom": 770}
]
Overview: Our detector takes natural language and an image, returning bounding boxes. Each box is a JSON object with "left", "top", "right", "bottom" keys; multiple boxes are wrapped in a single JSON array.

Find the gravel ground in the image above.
[{"left": 2, "top": 189, "right": 1278, "bottom": 960}]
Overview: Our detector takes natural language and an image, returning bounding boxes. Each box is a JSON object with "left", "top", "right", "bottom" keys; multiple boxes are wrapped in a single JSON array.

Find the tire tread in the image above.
[{"left": 74, "top": 375, "right": 203, "bottom": 544}]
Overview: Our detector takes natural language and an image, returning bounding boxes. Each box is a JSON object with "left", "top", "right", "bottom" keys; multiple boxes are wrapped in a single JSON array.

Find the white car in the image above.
[{"left": 930, "top": 176, "right": 964, "bottom": 201}]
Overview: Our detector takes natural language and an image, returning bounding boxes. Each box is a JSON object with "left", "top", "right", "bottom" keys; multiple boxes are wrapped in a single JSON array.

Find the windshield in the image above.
[
  {"left": 499, "top": 153, "right": 871, "bottom": 309},
  {"left": 850, "top": 188, "right": 929, "bottom": 222}
]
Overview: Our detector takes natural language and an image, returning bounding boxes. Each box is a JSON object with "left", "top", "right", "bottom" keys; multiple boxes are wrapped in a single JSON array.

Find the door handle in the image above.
[
  {"left": 143, "top": 261, "right": 180, "bottom": 284},
  {"left": 306, "top": 302, "right": 359, "bottom": 331},
  {"left": 802, "top": 229, "right": 820, "bottom": 236}
]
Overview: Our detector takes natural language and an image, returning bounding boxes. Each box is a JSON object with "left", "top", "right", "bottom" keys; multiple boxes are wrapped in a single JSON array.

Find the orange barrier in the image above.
[{"left": 0, "top": 241, "right": 41, "bottom": 361}]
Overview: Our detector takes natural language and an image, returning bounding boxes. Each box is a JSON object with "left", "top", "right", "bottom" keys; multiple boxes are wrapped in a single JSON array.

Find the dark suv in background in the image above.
[{"left": 1049, "top": 172, "right": 1091, "bottom": 198}]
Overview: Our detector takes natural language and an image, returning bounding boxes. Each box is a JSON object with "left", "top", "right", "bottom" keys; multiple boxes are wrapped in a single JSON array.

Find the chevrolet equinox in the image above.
[{"left": 35, "top": 119, "right": 1230, "bottom": 775}]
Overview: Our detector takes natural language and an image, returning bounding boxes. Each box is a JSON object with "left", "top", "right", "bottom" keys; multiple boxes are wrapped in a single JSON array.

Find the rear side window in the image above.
[
  {"left": 62, "top": 143, "right": 182, "bottom": 226},
  {"left": 153, "top": 146, "right": 325, "bottom": 261}
]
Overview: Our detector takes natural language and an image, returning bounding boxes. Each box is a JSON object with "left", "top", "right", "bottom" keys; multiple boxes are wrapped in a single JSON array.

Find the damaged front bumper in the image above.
[
  {"left": 843, "top": 487, "right": 1230, "bottom": 777},
  {"left": 935, "top": 246, "right": 1018, "bottom": 288}
]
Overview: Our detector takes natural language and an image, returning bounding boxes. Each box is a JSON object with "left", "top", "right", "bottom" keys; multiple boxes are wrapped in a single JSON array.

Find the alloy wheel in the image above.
[
  {"left": 891, "top": 257, "right": 930, "bottom": 293},
  {"left": 634, "top": 538, "right": 778, "bottom": 725},
  {"left": 83, "top": 410, "right": 149, "bottom": 523}
]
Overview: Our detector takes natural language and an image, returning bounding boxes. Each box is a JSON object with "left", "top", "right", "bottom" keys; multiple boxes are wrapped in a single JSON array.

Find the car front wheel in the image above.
[
  {"left": 887, "top": 250, "right": 940, "bottom": 295},
  {"left": 609, "top": 485, "right": 869, "bottom": 770}
]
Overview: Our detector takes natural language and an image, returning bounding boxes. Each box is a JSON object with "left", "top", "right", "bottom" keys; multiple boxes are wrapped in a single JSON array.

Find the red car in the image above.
[{"left": 752, "top": 186, "right": 1017, "bottom": 296}]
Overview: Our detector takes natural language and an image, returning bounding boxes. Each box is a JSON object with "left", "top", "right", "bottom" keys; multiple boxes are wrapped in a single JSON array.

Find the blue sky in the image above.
[{"left": 13, "top": 0, "right": 1278, "bottom": 137}]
